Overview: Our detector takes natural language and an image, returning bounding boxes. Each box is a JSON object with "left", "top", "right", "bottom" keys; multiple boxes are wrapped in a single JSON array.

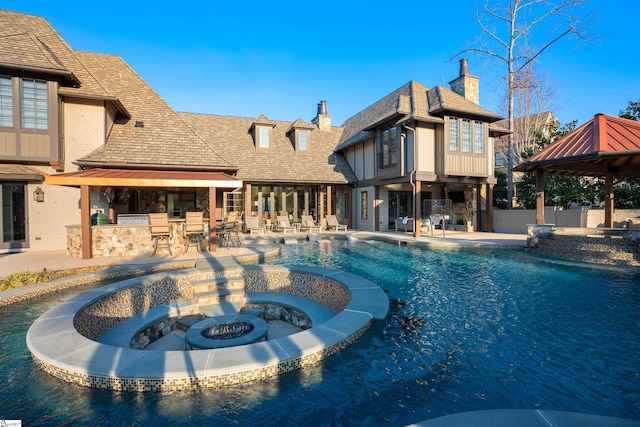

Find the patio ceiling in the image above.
[
  {"left": 514, "top": 114, "right": 640, "bottom": 177},
  {"left": 44, "top": 168, "right": 242, "bottom": 188}
]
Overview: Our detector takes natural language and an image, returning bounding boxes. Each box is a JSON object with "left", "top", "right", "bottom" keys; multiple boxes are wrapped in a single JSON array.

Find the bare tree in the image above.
[
  {"left": 497, "top": 64, "right": 558, "bottom": 166},
  {"left": 459, "top": 0, "right": 592, "bottom": 208}
]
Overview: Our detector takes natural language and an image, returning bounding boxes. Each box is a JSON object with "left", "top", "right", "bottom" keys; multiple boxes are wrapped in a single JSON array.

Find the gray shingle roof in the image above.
[
  {"left": 73, "top": 51, "right": 235, "bottom": 171},
  {"left": 337, "top": 80, "right": 504, "bottom": 150},
  {"left": 180, "top": 112, "right": 355, "bottom": 184}
]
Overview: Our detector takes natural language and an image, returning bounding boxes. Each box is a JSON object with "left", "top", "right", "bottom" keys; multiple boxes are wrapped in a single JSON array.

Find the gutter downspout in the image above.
[{"left": 403, "top": 123, "right": 417, "bottom": 236}]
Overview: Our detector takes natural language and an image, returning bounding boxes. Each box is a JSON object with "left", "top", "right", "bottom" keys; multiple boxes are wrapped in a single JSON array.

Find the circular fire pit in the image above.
[{"left": 185, "top": 315, "right": 268, "bottom": 349}]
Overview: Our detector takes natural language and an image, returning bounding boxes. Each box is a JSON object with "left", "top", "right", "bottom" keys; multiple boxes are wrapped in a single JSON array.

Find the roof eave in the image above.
[{"left": 0, "top": 62, "right": 81, "bottom": 87}]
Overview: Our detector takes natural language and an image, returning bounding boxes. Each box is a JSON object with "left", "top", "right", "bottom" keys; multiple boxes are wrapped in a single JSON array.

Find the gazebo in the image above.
[{"left": 514, "top": 113, "right": 640, "bottom": 227}]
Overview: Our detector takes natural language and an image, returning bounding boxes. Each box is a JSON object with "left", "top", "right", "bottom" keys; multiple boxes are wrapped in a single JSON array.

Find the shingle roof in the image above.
[
  {"left": 180, "top": 112, "right": 355, "bottom": 184},
  {"left": 73, "top": 51, "right": 236, "bottom": 171},
  {"left": 426, "top": 85, "right": 503, "bottom": 120},
  {"left": 0, "top": 9, "right": 111, "bottom": 96},
  {"left": 337, "top": 80, "right": 503, "bottom": 151}
]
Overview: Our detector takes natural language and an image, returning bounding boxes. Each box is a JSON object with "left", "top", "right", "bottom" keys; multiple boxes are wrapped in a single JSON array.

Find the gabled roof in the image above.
[
  {"left": 514, "top": 114, "right": 640, "bottom": 177},
  {"left": 180, "top": 112, "right": 355, "bottom": 184},
  {"left": 337, "top": 80, "right": 504, "bottom": 151},
  {"left": 426, "top": 85, "right": 503, "bottom": 121},
  {"left": 73, "top": 51, "right": 236, "bottom": 172},
  {"left": 286, "top": 118, "right": 315, "bottom": 135},
  {"left": 0, "top": 9, "right": 128, "bottom": 116}
]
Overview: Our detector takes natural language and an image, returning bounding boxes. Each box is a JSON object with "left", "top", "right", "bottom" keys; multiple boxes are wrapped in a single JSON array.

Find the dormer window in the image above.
[
  {"left": 298, "top": 130, "right": 308, "bottom": 150},
  {"left": 251, "top": 114, "right": 276, "bottom": 149},
  {"left": 286, "top": 118, "right": 313, "bottom": 151},
  {"left": 258, "top": 126, "right": 270, "bottom": 148}
]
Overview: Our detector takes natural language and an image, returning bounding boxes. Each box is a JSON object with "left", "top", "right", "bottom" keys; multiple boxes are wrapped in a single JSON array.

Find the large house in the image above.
[{"left": 0, "top": 8, "right": 505, "bottom": 256}]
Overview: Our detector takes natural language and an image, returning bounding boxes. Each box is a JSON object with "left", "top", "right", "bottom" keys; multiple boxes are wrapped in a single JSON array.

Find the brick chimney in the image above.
[
  {"left": 449, "top": 59, "right": 480, "bottom": 105},
  {"left": 312, "top": 100, "right": 332, "bottom": 130}
]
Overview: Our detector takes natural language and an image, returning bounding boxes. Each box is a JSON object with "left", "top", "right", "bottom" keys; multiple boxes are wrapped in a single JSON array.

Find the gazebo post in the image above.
[
  {"left": 80, "top": 185, "right": 92, "bottom": 259},
  {"left": 536, "top": 170, "right": 545, "bottom": 224},
  {"left": 209, "top": 187, "right": 217, "bottom": 252},
  {"left": 604, "top": 174, "right": 614, "bottom": 228}
]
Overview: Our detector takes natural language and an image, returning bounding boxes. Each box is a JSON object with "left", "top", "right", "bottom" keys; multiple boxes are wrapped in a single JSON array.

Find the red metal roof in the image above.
[
  {"left": 514, "top": 114, "right": 640, "bottom": 176},
  {"left": 45, "top": 168, "right": 242, "bottom": 188}
]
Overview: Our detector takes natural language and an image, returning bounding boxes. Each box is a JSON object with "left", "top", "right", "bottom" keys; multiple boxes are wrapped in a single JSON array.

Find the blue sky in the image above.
[{"left": 5, "top": 0, "right": 640, "bottom": 126}]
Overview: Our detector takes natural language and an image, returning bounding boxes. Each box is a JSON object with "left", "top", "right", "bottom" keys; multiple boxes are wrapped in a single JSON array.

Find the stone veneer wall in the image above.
[
  {"left": 66, "top": 223, "right": 209, "bottom": 258},
  {"left": 0, "top": 262, "right": 195, "bottom": 308}
]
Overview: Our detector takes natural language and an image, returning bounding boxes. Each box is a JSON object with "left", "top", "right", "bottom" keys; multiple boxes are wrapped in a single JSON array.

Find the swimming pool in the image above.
[{"left": 1, "top": 240, "right": 639, "bottom": 425}]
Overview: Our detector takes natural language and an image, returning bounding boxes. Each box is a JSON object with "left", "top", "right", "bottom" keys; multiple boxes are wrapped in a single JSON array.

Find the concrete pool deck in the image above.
[{"left": 0, "top": 230, "right": 527, "bottom": 279}]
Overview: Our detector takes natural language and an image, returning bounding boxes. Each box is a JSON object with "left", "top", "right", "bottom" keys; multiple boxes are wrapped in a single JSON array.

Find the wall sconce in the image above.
[{"left": 33, "top": 187, "right": 45, "bottom": 202}]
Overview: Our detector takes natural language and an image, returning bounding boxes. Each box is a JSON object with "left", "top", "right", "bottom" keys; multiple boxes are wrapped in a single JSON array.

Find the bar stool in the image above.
[
  {"left": 183, "top": 212, "right": 205, "bottom": 254},
  {"left": 149, "top": 213, "right": 172, "bottom": 256}
]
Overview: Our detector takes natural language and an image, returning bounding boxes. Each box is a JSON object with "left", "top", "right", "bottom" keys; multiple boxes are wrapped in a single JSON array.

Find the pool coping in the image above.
[{"left": 25, "top": 264, "right": 389, "bottom": 391}]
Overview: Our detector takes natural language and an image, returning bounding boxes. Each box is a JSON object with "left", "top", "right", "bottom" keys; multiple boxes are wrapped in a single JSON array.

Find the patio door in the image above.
[{"left": 2, "top": 182, "right": 27, "bottom": 248}]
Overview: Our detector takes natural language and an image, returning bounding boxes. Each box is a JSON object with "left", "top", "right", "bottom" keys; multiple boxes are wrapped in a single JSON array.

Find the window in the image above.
[
  {"left": 0, "top": 77, "right": 12, "bottom": 128},
  {"left": 21, "top": 79, "right": 48, "bottom": 130},
  {"left": 360, "top": 191, "right": 368, "bottom": 220},
  {"left": 258, "top": 126, "right": 270, "bottom": 148},
  {"left": 299, "top": 130, "right": 308, "bottom": 150},
  {"left": 224, "top": 190, "right": 243, "bottom": 216},
  {"left": 380, "top": 126, "right": 399, "bottom": 168},
  {"left": 474, "top": 122, "right": 484, "bottom": 154},
  {"left": 166, "top": 189, "right": 196, "bottom": 218},
  {"left": 449, "top": 118, "right": 459, "bottom": 151},
  {"left": 449, "top": 116, "right": 485, "bottom": 154},
  {"left": 462, "top": 119, "right": 472, "bottom": 152}
]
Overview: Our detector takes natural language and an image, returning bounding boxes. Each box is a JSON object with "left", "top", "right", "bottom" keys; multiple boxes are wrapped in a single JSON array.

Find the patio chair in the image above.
[
  {"left": 276, "top": 215, "right": 296, "bottom": 235},
  {"left": 326, "top": 214, "right": 347, "bottom": 232},
  {"left": 244, "top": 216, "right": 264, "bottom": 235},
  {"left": 149, "top": 213, "right": 172, "bottom": 256},
  {"left": 300, "top": 215, "right": 322, "bottom": 234},
  {"left": 182, "top": 211, "right": 205, "bottom": 254}
]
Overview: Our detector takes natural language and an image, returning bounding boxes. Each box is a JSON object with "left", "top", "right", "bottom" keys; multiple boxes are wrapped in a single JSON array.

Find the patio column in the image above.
[
  {"left": 326, "top": 185, "right": 332, "bottom": 216},
  {"left": 604, "top": 174, "right": 614, "bottom": 228},
  {"left": 244, "top": 183, "right": 251, "bottom": 218},
  {"left": 536, "top": 170, "right": 545, "bottom": 224},
  {"left": 209, "top": 187, "right": 217, "bottom": 252},
  {"left": 374, "top": 186, "right": 379, "bottom": 231},
  {"left": 81, "top": 185, "right": 92, "bottom": 259},
  {"left": 414, "top": 180, "right": 422, "bottom": 237}
]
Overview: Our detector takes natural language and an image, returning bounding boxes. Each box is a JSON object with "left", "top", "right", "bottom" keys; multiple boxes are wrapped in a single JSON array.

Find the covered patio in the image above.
[
  {"left": 45, "top": 168, "right": 242, "bottom": 259},
  {"left": 514, "top": 113, "right": 640, "bottom": 227}
]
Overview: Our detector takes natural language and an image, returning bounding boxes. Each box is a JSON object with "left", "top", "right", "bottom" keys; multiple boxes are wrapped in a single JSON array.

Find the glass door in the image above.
[{"left": 2, "top": 182, "right": 27, "bottom": 246}]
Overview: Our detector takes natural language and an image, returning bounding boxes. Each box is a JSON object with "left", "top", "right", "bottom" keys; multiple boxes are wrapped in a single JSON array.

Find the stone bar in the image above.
[{"left": 66, "top": 219, "right": 210, "bottom": 258}]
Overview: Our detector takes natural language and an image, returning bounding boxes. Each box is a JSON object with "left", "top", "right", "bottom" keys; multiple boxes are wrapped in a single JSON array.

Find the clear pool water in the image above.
[{"left": 1, "top": 241, "right": 639, "bottom": 426}]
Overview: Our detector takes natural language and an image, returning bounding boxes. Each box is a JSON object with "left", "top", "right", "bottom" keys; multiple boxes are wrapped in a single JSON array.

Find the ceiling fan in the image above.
[{"left": 99, "top": 186, "right": 115, "bottom": 204}]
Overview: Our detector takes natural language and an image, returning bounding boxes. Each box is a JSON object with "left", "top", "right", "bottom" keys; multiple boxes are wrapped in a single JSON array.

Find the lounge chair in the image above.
[
  {"left": 300, "top": 215, "right": 322, "bottom": 234},
  {"left": 183, "top": 211, "right": 206, "bottom": 253},
  {"left": 149, "top": 213, "right": 172, "bottom": 256},
  {"left": 244, "top": 216, "right": 264, "bottom": 235},
  {"left": 276, "top": 216, "right": 296, "bottom": 234},
  {"left": 326, "top": 214, "right": 347, "bottom": 232}
]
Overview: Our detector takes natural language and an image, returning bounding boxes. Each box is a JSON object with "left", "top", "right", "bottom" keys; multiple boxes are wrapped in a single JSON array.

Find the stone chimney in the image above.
[
  {"left": 312, "top": 100, "right": 332, "bottom": 130},
  {"left": 449, "top": 58, "right": 480, "bottom": 105}
]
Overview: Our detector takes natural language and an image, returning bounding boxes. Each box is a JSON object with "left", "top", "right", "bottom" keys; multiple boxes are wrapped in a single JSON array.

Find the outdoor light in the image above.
[{"left": 33, "top": 186, "right": 45, "bottom": 202}]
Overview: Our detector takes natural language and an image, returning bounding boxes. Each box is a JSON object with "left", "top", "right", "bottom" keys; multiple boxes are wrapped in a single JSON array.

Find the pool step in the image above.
[{"left": 191, "top": 276, "right": 247, "bottom": 313}]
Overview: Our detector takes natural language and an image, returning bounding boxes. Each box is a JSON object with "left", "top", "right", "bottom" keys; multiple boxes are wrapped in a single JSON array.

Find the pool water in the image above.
[{"left": 1, "top": 240, "right": 639, "bottom": 426}]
